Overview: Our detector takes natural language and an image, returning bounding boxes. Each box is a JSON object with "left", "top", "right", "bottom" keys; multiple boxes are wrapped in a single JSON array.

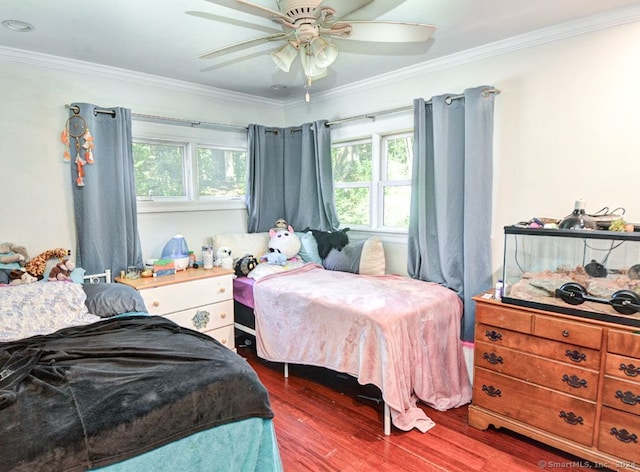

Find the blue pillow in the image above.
[{"left": 295, "top": 231, "right": 322, "bottom": 263}]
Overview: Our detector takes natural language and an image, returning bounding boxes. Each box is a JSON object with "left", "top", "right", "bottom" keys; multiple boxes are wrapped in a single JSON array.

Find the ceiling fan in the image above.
[{"left": 192, "top": 0, "right": 435, "bottom": 101}]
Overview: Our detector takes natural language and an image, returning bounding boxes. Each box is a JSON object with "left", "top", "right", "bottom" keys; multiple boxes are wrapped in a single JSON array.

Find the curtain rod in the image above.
[
  {"left": 65, "top": 105, "right": 247, "bottom": 132},
  {"left": 326, "top": 87, "right": 501, "bottom": 127}
]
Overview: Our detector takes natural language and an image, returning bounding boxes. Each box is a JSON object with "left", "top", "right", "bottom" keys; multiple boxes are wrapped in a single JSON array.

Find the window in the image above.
[
  {"left": 131, "top": 120, "right": 247, "bottom": 211},
  {"left": 332, "top": 132, "right": 413, "bottom": 231}
]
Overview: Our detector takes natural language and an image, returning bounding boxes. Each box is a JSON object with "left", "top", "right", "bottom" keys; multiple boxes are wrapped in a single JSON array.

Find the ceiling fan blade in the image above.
[
  {"left": 186, "top": 11, "right": 282, "bottom": 34},
  {"left": 321, "top": 0, "right": 373, "bottom": 21},
  {"left": 200, "top": 49, "right": 272, "bottom": 72},
  {"left": 333, "top": 21, "right": 435, "bottom": 43},
  {"left": 204, "top": 0, "right": 292, "bottom": 25},
  {"left": 199, "top": 32, "right": 288, "bottom": 60}
]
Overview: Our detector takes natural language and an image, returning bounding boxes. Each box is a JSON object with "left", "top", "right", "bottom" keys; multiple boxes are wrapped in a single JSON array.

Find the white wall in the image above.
[
  {"left": 285, "top": 19, "right": 640, "bottom": 280},
  {"left": 0, "top": 56, "right": 283, "bottom": 259},
  {"left": 3, "top": 18, "right": 640, "bottom": 282}
]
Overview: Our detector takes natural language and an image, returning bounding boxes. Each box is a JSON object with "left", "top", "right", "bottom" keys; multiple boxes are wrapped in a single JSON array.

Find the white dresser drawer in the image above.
[
  {"left": 164, "top": 300, "right": 233, "bottom": 333},
  {"left": 207, "top": 324, "right": 235, "bottom": 350},
  {"left": 141, "top": 275, "right": 232, "bottom": 316}
]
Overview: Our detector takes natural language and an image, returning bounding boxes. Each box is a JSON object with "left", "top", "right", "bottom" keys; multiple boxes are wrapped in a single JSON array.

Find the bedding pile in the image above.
[
  {"left": 0, "top": 316, "right": 274, "bottom": 471},
  {"left": 253, "top": 263, "right": 471, "bottom": 432}
]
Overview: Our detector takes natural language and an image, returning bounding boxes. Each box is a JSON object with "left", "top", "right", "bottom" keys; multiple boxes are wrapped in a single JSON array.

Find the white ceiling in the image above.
[{"left": 2, "top": 0, "right": 640, "bottom": 101}]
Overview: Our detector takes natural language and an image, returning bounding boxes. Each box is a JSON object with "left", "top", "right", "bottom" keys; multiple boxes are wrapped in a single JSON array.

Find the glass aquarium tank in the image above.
[{"left": 502, "top": 226, "right": 640, "bottom": 327}]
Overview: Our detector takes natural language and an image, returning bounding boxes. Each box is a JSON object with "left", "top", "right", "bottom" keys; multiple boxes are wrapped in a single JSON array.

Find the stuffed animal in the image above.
[
  {"left": 267, "top": 225, "right": 301, "bottom": 260},
  {"left": 0, "top": 242, "right": 30, "bottom": 284},
  {"left": 214, "top": 246, "right": 234, "bottom": 270},
  {"left": 25, "top": 248, "right": 69, "bottom": 280},
  {"left": 234, "top": 254, "right": 258, "bottom": 277},
  {"left": 261, "top": 252, "right": 287, "bottom": 266},
  {"left": 9, "top": 269, "right": 38, "bottom": 285},
  {"left": 271, "top": 218, "right": 289, "bottom": 233},
  {"left": 303, "top": 228, "right": 350, "bottom": 259},
  {"left": 48, "top": 258, "right": 76, "bottom": 281}
]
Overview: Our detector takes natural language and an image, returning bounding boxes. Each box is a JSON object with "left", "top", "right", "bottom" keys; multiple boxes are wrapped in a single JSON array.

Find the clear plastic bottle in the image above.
[{"left": 559, "top": 200, "right": 597, "bottom": 230}]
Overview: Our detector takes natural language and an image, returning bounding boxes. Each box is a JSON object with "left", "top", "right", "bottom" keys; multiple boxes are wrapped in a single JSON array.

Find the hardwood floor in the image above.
[{"left": 238, "top": 341, "right": 612, "bottom": 472}]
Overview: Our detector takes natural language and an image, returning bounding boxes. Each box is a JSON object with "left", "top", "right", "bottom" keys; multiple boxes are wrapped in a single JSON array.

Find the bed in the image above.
[
  {"left": 215, "top": 232, "right": 472, "bottom": 435},
  {"left": 0, "top": 272, "right": 283, "bottom": 472}
]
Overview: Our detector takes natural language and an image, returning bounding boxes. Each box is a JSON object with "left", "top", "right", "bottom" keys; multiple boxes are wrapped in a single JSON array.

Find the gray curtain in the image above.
[
  {"left": 68, "top": 103, "right": 143, "bottom": 277},
  {"left": 408, "top": 86, "right": 495, "bottom": 341},
  {"left": 246, "top": 120, "right": 340, "bottom": 232}
]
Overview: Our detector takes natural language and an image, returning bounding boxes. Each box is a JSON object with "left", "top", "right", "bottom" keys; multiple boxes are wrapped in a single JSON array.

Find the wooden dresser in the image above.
[
  {"left": 469, "top": 295, "right": 640, "bottom": 471},
  {"left": 116, "top": 267, "right": 235, "bottom": 350}
]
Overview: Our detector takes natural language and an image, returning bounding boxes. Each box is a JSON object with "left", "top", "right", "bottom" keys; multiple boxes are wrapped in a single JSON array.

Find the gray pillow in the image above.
[
  {"left": 83, "top": 283, "right": 148, "bottom": 317},
  {"left": 322, "top": 241, "right": 365, "bottom": 273}
]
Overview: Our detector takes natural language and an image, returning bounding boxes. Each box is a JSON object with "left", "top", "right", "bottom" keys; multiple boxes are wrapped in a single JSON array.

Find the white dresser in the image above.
[{"left": 116, "top": 267, "right": 235, "bottom": 350}]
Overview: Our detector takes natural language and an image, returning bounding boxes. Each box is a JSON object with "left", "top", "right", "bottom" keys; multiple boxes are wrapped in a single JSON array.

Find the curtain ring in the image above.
[{"left": 445, "top": 96, "right": 453, "bottom": 105}]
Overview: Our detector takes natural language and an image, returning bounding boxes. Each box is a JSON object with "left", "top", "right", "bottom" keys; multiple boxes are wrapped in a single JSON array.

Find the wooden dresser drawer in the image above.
[
  {"left": 476, "top": 303, "right": 532, "bottom": 334},
  {"left": 598, "top": 406, "right": 640, "bottom": 463},
  {"left": 476, "top": 323, "right": 601, "bottom": 370},
  {"left": 164, "top": 300, "right": 234, "bottom": 334},
  {"left": 473, "top": 368, "right": 596, "bottom": 446},
  {"left": 141, "top": 275, "right": 232, "bottom": 316},
  {"left": 533, "top": 315, "right": 602, "bottom": 349},
  {"left": 609, "top": 330, "right": 640, "bottom": 359},
  {"left": 602, "top": 376, "right": 640, "bottom": 416},
  {"left": 606, "top": 353, "right": 640, "bottom": 381},
  {"left": 475, "top": 341, "right": 599, "bottom": 400},
  {"left": 206, "top": 324, "right": 235, "bottom": 350}
]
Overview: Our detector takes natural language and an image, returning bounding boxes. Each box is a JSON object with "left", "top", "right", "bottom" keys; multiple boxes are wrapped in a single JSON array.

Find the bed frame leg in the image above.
[
  {"left": 383, "top": 403, "right": 391, "bottom": 436},
  {"left": 283, "top": 363, "right": 288, "bottom": 378}
]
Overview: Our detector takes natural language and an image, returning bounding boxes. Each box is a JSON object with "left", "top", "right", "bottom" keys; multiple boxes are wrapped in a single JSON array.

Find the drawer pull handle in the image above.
[
  {"left": 219, "top": 287, "right": 226, "bottom": 293},
  {"left": 564, "top": 350, "right": 586, "bottom": 363},
  {"left": 562, "top": 374, "right": 588, "bottom": 389},
  {"left": 562, "top": 329, "right": 570, "bottom": 337},
  {"left": 484, "top": 330, "right": 502, "bottom": 342},
  {"left": 481, "top": 384, "right": 501, "bottom": 397},
  {"left": 559, "top": 411, "right": 583, "bottom": 426},
  {"left": 610, "top": 427, "right": 638, "bottom": 444},
  {"left": 220, "top": 312, "right": 227, "bottom": 319},
  {"left": 620, "top": 363, "right": 640, "bottom": 377},
  {"left": 482, "top": 352, "right": 503, "bottom": 365},
  {"left": 152, "top": 301, "right": 160, "bottom": 307},
  {"left": 192, "top": 310, "right": 210, "bottom": 330},
  {"left": 221, "top": 338, "right": 227, "bottom": 344},
  {"left": 615, "top": 390, "right": 640, "bottom": 406}
]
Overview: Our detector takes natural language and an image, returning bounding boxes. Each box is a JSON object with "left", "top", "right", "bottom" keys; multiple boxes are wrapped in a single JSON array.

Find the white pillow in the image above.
[
  {"left": 359, "top": 237, "right": 386, "bottom": 275},
  {"left": 212, "top": 233, "right": 269, "bottom": 259},
  {"left": 0, "top": 282, "right": 101, "bottom": 342}
]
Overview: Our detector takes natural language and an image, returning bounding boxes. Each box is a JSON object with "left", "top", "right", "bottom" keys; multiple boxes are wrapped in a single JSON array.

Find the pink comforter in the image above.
[{"left": 253, "top": 263, "right": 471, "bottom": 433}]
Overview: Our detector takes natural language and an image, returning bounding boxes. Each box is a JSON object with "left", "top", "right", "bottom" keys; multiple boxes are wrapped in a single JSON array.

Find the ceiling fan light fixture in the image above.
[
  {"left": 309, "top": 37, "right": 337, "bottom": 68},
  {"left": 299, "top": 44, "right": 327, "bottom": 79},
  {"left": 271, "top": 42, "right": 298, "bottom": 72}
]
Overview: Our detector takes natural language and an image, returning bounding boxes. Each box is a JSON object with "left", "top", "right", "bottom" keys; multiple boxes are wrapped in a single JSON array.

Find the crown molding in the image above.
[
  {"left": 297, "top": 5, "right": 640, "bottom": 106},
  {"left": 0, "top": 45, "right": 283, "bottom": 109}
]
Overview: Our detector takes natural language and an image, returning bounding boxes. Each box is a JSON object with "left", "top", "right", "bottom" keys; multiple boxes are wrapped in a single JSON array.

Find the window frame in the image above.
[
  {"left": 331, "top": 112, "right": 414, "bottom": 234},
  {"left": 132, "top": 119, "right": 248, "bottom": 214}
]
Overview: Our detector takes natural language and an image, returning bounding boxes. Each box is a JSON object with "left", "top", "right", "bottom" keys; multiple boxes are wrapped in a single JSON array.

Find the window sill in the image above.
[{"left": 136, "top": 199, "right": 246, "bottom": 214}]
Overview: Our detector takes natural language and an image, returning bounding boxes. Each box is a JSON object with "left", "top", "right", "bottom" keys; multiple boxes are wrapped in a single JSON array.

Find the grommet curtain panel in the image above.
[
  {"left": 408, "top": 86, "right": 496, "bottom": 341},
  {"left": 68, "top": 103, "right": 143, "bottom": 277},
  {"left": 246, "top": 121, "right": 340, "bottom": 233}
]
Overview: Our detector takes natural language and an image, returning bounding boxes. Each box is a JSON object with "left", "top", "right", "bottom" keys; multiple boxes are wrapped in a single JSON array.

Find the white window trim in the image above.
[{"left": 132, "top": 119, "right": 248, "bottom": 212}]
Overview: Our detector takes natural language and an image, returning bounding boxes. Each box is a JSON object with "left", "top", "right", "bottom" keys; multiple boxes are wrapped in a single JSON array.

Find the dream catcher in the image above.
[{"left": 61, "top": 110, "right": 95, "bottom": 186}]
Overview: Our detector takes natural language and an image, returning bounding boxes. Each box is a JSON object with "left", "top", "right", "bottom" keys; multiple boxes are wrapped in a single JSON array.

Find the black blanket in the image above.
[{"left": 0, "top": 316, "right": 274, "bottom": 471}]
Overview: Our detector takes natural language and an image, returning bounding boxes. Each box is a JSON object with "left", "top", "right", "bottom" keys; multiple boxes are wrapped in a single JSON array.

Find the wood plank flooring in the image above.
[{"left": 238, "top": 341, "right": 612, "bottom": 472}]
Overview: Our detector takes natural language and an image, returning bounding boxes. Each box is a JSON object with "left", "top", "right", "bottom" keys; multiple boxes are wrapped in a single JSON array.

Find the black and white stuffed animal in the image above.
[{"left": 303, "top": 228, "right": 350, "bottom": 260}]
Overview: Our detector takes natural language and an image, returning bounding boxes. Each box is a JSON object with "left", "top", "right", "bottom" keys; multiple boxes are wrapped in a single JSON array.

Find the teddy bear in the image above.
[
  {"left": 214, "top": 246, "right": 234, "bottom": 270},
  {"left": 9, "top": 269, "right": 38, "bottom": 285},
  {"left": 234, "top": 254, "right": 258, "bottom": 277},
  {"left": 0, "top": 242, "right": 30, "bottom": 284},
  {"left": 48, "top": 258, "right": 76, "bottom": 282}
]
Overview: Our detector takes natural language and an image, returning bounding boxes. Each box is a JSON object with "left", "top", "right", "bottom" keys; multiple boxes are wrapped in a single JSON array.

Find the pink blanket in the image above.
[{"left": 253, "top": 263, "right": 471, "bottom": 432}]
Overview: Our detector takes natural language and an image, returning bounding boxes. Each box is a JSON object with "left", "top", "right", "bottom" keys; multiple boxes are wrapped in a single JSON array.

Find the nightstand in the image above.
[{"left": 116, "top": 267, "right": 235, "bottom": 350}]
